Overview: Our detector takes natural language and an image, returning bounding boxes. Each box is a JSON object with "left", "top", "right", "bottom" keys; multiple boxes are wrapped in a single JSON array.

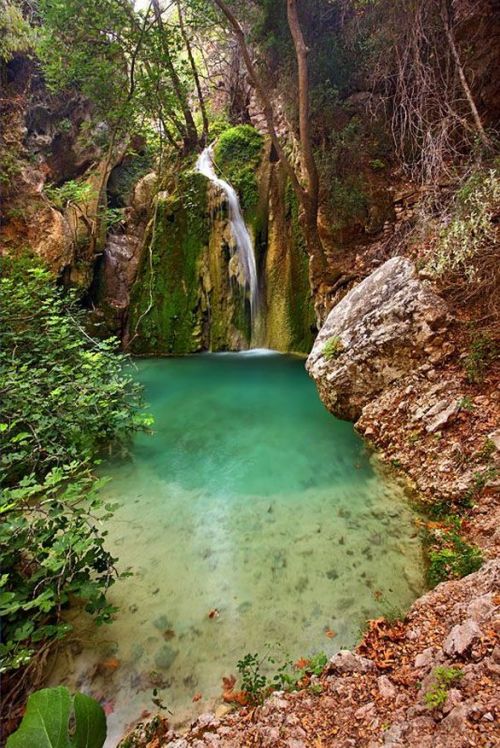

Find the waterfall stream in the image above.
[{"left": 196, "top": 146, "right": 260, "bottom": 338}]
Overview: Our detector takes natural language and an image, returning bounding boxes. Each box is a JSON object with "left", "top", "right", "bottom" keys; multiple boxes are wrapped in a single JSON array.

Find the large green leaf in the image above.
[
  {"left": 6, "top": 686, "right": 72, "bottom": 748},
  {"left": 73, "top": 692, "right": 107, "bottom": 748},
  {"left": 6, "top": 687, "right": 107, "bottom": 748}
]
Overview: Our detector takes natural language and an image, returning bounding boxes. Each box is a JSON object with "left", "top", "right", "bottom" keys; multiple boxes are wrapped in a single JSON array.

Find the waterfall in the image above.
[{"left": 196, "top": 146, "right": 259, "bottom": 331}]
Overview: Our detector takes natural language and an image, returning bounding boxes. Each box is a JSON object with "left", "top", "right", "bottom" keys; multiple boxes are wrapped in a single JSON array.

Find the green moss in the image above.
[
  {"left": 214, "top": 125, "right": 264, "bottom": 214},
  {"left": 322, "top": 336, "right": 344, "bottom": 359},
  {"left": 128, "top": 171, "right": 209, "bottom": 354},
  {"left": 284, "top": 181, "right": 315, "bottom": 352}
]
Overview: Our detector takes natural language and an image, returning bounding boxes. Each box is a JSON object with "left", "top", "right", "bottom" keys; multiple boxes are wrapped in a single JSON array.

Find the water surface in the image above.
[{"left": 51, "top": 353, "right": 424, "bottom": 745}]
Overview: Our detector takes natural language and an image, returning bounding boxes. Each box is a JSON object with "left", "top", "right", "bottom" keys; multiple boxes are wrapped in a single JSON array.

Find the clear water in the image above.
[{"left": 50, "top": 353, "right": 424, "bottom": 745}]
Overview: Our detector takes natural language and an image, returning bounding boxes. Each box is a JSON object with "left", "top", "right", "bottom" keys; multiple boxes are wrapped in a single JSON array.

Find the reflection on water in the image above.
[{"left": 50, "top": 353, "right": 424, "bottom": 746}]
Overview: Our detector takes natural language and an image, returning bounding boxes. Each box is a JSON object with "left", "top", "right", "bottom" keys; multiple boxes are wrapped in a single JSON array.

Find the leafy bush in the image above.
[
  {"left": 427, "top": 530, "right": 483, "bottom": 587},
  {"left": 427, "top": 167, "right": 500, "bottom": 278},
  {"left": 423, "top": 667, "right": 463, "bottom": 709},
  {"left": 6, "top": 686, "right": 106, "bottom": 747},
  {"left": 214, "top": 125, "right": 264, "bottom": 212},
  {"left": 0, "top": 259, "right": 150, "bottom": 674},
  {"left": 0, "top": 1, "right": 33, "bottom": 63},
  {"left": 235, "top": 650, "right": 327, "bottom": 705},
  {"left": 322, "top": 336, "right": 344, "bottom": 360},
  {"left": 463, "top": 334, "right": 497, "bottom": 383},
  {"left": 44, "top": 180, "right": 96, "bottom": 210}
]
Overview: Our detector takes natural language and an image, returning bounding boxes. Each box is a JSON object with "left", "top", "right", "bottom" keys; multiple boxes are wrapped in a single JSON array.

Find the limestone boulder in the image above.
[{"left": 306, "top": 257, "right": 448, "bottom": 420}]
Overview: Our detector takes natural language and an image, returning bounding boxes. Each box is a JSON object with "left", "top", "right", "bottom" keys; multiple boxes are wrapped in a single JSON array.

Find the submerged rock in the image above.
[
  {"left": 154, "top": 644, "right": 178, "bottom": 670},
  {"left": 306, "top": 257, "right": 448, "bottom": 420}
]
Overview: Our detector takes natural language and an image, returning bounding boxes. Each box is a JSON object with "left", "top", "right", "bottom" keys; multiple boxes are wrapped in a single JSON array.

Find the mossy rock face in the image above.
[
  {"left": 128, "top": 172, "right": 209, "bottom": 355},
  {"left": 214, "top": 125, "right": 264, "bottom": 215},
  {"left": 263, "top": 168, "right": 315, "bottom": 354}
]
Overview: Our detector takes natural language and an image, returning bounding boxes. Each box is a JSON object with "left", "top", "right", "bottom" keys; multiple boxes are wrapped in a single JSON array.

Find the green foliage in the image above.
[
  {"left": 6, "top": 686, "right": 106, "bottom": 748},
  {"left": 476, "top": 437, "right": 496, "bottom": 462},
  {"left": 0, "top": 259, "right": 150, "bottom": 672},
  {"left": 427, "top": 531, "right": 483, "bottom": 587},
  {"left": 322, "top": 336, "right": 344, "bottom": 360},
  {"left": 236, "top": 650, "right": 327, "bottom": 705},
  {"left": 463, "top": 334, "right": 497, "bottom": 383},
  {"left": 0, "top": 147, "right": 22, "bottom": 187},
  {"left": 370, "top": 159, "right": 386, "bottom": 171},
  {"left": 458, "top": 396, "right": 475, "bottom": 412},
  {"left": 214, "top": 125, "right": 264, "bottom": 213},
  {"left": 427, "top": 167, "right": 500, "bottom": 278},
  {"left": 44, "top": 180, "right": 96, "bottom": 210},
  {"left": 423, "top": 667, "right": 463, "bottom": 709},
  {"left": 0, "top": 1, "right": 33, "bottom": 63}
]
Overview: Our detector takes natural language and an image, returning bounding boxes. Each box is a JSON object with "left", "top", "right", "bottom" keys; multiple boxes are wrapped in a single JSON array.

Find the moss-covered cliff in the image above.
[{"left": 124, "top": 126, "right": 316, "bottom": 355}]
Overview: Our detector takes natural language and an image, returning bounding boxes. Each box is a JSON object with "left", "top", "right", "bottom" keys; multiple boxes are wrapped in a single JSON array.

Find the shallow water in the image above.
[{"left": 50, "top": 353, "right": 424, "bottom": 745}]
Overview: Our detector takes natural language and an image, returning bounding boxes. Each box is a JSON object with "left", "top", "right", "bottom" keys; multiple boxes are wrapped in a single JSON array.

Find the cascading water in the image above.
[{"left": 196, "top": 146, "right": 260, "bottom": 340}]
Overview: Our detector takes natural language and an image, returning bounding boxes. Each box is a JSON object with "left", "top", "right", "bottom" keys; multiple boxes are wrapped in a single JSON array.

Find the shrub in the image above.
[
  {"left": 463, "top": 334, "right": 497, "bottom": 383},
  {"left": 0, "top": 1, "right": 33, "bottom": 63},
  {"left": 322, "top": 336, "right": 344, "bottom": 360},
  {"left": 423, "top": 667, "right": 463, "bottom": 709},
  {"left": 44, "top": 180, "right": 96, "bottom": 210},
  {"left": 235, "top": 650, "right": 327, "bottom": 705},
  {"left": 427, "top": 167, "right": 500, "bottom": 278},
  {"left": 0, "top": 259, "right": 150, "bottom": 674},
  {"left": 427, "top": 531, "right": 483, "bottom": 587}
]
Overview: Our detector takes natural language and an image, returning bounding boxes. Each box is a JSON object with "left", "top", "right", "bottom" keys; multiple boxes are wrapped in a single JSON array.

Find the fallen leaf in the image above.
[
  {"left": 222, "top": 674, "right": 236, "bottom": 692},
  {"left": 208, "top": 609, "right": 220, "bottom": 619},
  {"left": 294, "top": 657, "right": 310, "bottom": 669},
  {"left": 325, "top": 629, "right": 337, "bottom": 639},
  {"left": 192, "top": 692, "right": 202, "bottom": 702},
  {"left": 102, "top": 699, "right": 115, "bottom": 716},
  {"left": 98, "top": 657, "right": 120, "bottom": 674}
]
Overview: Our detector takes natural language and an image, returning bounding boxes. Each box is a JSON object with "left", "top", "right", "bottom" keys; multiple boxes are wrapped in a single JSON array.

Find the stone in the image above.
[
  {"left": 488, "top": 428, "right": 500, "bottom": 451},
  {"left": 355, "top": 701, "right": 376, "bottom": 719},
  {"left": 132, "top": 171, "right": 157, "bottom": 214},
  {"left": 442, "top": 704, "right": 468, "bottom": 732},
  {"left": 328, "top": 650, "right": 376, "bottom": 673},
  {"left": 442, "top": 688, "right": 462, "bottom": 714},
  {"left": 378, "top": 675, "right": 397, "bottom": 699},
  {"left": 214, "top": 704, "right": 233, "bottom": 719},
  {"left": 425, "top": 400, "right": 459, "bottom": 433},
  {"left": 154, "top": 644, "right": 178, "bottom": 670},
  {"left": 414, "top": 647, "right": 436, "bottom": 669},
  {"left": 383, "top": 721, "right": 408, "bottom": 745},
  {"left": 306, "top": 257, "right": 448, "bottom": 420},
  {"left": 443, "top": 619, "right": 482, "bottom": 656},
  {"left": 466, "top": 595, "right": 495, "bottom": 623}
]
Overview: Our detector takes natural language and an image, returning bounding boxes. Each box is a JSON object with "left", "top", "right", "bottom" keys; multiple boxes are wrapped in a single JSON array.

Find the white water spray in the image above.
[{"left": 196, "top": 146, "right": 259, "bottom": 326}]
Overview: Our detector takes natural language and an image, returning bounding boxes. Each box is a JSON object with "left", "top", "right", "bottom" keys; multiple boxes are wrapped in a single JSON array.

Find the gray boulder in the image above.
[{"left": 306, "top": 257, "right": 448, "bottom": 420}]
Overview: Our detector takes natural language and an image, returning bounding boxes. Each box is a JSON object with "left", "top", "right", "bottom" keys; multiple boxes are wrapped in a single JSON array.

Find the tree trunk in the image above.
[
  {"left": 176, "top": 0, "right": 209, "bottom": 146},
  {"left": 440, "top": 0, "right": 492, "bottom": 150},
  {"left": 211, "top": 0, "right": 327, "bottom": 296},
  {"left": 286, "top": 0, "right": 319, "bottom": 217},
  {"left": 151, "top": 0, "right": 199, "bottom": 151}
]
